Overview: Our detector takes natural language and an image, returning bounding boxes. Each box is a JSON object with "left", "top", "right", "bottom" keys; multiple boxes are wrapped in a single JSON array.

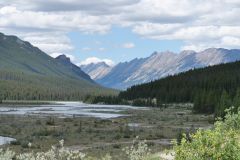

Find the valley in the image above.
[
  {"left": 0, "top": 102, "right": 213, "bottom": 159},
  {"left": 0, "top": 0, "right": 239, "bottom": 159},
  {"left": 0, "top": 32, "right": 239, "bottom": 159}
]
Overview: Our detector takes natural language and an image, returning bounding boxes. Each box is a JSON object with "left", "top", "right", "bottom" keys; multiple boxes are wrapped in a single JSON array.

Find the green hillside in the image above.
[
  {"left": 0, "top": 33, "right": 116, "bottom": 100},
  {"left": 115, "top": 61, "right": 240, "bottom": 116}
]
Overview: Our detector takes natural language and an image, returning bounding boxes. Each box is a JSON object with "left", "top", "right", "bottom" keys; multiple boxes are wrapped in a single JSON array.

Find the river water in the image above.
[
  {"left": 0, "top": 136, "right": 16, "bottom": 145},
  {"left": 0, "top": 101, "right": 147, "bottom": 119},
  {"left": 0, "top": 102, "right": 148, "bottom": 145}
]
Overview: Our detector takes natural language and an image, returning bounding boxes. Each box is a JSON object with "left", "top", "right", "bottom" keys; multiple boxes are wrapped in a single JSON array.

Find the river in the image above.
[
  {"left": 0, "top": 101, "right": 147, "bottom": 119},
  {"left": 0, "top": 136, "right": 16, "bottom": 145}
]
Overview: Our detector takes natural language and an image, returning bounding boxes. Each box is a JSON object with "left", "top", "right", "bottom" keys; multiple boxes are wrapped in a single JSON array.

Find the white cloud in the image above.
[
  {"left": 80, "top": 57, "right": 115, "bottom": 66},
  {"left": 0, "top": 6, "right": 112, "bottom": 33},
  {"left": 0, "top": 5, "right": 111, "bottom": 54},
  {"left": 82, "top": 47, "right": 92, "bottom": 51},
  {"left": 0, "top": 6, "right": 17, "bottom": 14},
  {"left": 23, "top": 32, "right": 74, "bottom": 54},
  {"left": 0, "top": 0, "right": 239, "bottom": 54},
  {"left": 98, "top": 47, "right": 105, "bottom": 51},
  {"left": 132, "top": 23, "right": 182, "bottom": 38},
  {"left": 178, "top": 26, "right": 240, "bottom": 51},
  {"left": 122, "top": 42, "right": 135, "bottom": 49},
  {"left": 182, "top": 36, "right": 240, "bottom": 51},
  {"left": 221, "top": 37, "right": 240, "bottom": 47},
  {"left": 82, "top": 47, "right": 106, "bottom": 52},
  {"left": 127, "top": 0, "right": 240, "bottom": 50},
  {"left": 14, "top": 0, "right": 140, "bottom": 13}
]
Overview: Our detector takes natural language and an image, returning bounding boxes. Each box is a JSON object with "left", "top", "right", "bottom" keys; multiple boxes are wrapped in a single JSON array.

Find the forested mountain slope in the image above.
[
  {"left": 0, "top": 32, "right": 116, "bottom": 100},
  {"left": 119, "top": 60, "right": 240, "bottom": 116},
  {"left": 55, "top": 54, "right": 94, "bottom": 83}
]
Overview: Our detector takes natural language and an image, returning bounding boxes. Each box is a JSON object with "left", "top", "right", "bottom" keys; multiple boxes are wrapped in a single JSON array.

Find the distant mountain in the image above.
[
  {"left": 0, "top": 32, "right": 115, "bottom": 100},
  {"left": 119, "top": 60, "right": 240, "bottom": 115},
  {"left": 82, "top": 48, "right": 240, "bottom": 89},
  {"left": 80, "top": 62, "right": 111, "bottom": 80}
]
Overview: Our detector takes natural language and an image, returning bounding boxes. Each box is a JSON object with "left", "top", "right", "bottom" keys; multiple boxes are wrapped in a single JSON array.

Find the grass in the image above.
[{"left": 0, "top": 104, "right": 213, "bottom": 159}]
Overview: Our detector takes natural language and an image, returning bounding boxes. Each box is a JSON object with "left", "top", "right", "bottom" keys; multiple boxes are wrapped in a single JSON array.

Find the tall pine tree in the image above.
[{"left": 216, "top": 90, "right": 232, "bottom": 117}]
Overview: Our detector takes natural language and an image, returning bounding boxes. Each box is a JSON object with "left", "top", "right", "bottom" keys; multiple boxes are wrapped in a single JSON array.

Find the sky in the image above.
[{"left": 0, "top": 0, "right": 239, "bottom": 66}]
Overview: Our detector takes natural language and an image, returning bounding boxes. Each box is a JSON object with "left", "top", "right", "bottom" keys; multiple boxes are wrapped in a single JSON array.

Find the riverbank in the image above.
[
  {"left": 0, "top": 102, "right": 213, "bottom": 159},
  {"left": 0, "top": 100, "right": 55, "bottom": 105}
]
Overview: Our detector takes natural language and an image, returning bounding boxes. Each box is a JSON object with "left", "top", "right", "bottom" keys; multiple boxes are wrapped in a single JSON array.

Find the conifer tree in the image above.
[
  {"left": 233, "top": 88, "right": 240, "bottom": 112},
  {"left": 216, "top": 90, "right": 232, "bottom": 117}
]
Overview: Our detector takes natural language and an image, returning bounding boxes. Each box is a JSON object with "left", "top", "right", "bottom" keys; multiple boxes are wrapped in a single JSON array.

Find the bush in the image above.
[
  {"left": 46, "top": 117, "right": 55, "bottom": 126},
  {"left": 174, "top": 107, "right": 240, "bottom": 160},
  {"left": 18, "top": 140, "right": 86, "bottom": 160},
  {"left": 0, "top": 149, "right": 15, "bottom": 159},
  {"left": 123, "top": 136, "right": 151, "bottom": 160},
  {"left": 0, "top": 138, "right": 152, "bottom": 160}
]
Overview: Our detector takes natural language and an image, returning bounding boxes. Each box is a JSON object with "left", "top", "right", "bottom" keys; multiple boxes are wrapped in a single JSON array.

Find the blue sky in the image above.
[
  {"left": 0, "top": 0, "right": 239, "bottom": 65},
  {"left": 69, "top": 27, "right": 183, "bottom": 63}
]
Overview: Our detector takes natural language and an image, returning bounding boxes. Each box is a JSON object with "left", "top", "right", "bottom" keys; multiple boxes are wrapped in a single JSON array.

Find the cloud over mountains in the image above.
[{"left": 0, "top": 0, "right": 239, "bottom": 55}]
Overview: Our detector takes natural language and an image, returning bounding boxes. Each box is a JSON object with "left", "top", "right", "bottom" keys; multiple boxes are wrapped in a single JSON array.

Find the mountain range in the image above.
[
  {"left": 2, "top": 31, "right": 240, "bottom": 98},
  {"left": 118, "top": 59, "right": 240, "bottom": 115},
  {"left": 0, "top": 32, "right": 115, "bottom": 100},
  {"left": 81, "top": 48, "right": 240, "bottom": 89}
]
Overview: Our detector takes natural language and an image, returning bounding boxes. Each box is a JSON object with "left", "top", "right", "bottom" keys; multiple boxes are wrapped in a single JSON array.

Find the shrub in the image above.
[
  {"left": 123, "top": 136, "right": 151, "bottom": 160},
  {"left": 0, "top": 149, "right": 15, "bottom": 159},
  {"left": 0, "top": 138, "right": 152, "bottom": 160},
  {"left": 46, "top": 117, "right": 55, "bottom": 126},
  {"left": 174, "top": 107, "right": 240, "bottom": 160}
]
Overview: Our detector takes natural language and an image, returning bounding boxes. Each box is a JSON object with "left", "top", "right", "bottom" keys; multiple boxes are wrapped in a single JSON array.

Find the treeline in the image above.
[
  {"left": 84, "top": 95, "right": 126, "bottom": 105},
  {"left": 91, "top": 61, "right": 240, "bottom": 117},
  {"left": 0, "top": 70, "right": 116, "bottom": 101},
  {"left": 119, "top": 61, "right": 240, "bottom": 116},
  {"left": 84, "top": 96, "right": 162, "bottom": 107}
]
